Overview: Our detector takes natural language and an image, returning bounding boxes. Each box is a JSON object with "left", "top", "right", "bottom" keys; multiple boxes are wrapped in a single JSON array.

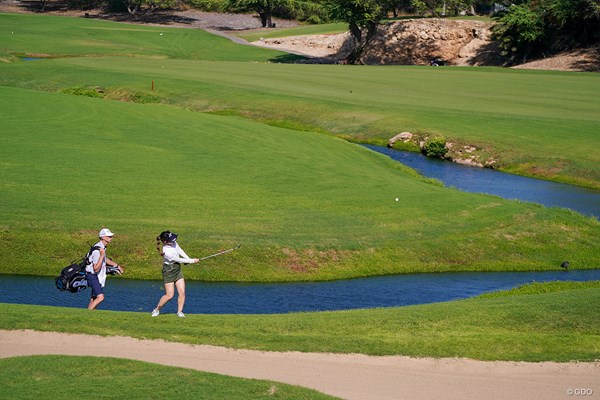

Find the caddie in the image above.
[{"left": 86, "top": 228, "right": 123, "bottom": 309}]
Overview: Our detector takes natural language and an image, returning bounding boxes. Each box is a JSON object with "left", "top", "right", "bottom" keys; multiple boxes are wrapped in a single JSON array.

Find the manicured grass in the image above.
[
  {"left": 1, "top": 86, "right": 598, "bottom": 281},
  {"left": 233, "top": 22, "right": 348, "bottom": 42},
  {"left": 0, "top": 356, "right": 337, "bottom": 400},
  {"left": 1, "top": 282, "right": 599, "bottom": 361},
  {"left": 0, "top": 13, "right": 598, "bottom": 282},
  {"left": 478, "top": 280, "right": 600, "bottom": 298},
  {"left": 0, "top": 12, "right": 287, "bottom": 62},
  {"left": 1, "top": 12, "right": 599, "bottom": 187}
]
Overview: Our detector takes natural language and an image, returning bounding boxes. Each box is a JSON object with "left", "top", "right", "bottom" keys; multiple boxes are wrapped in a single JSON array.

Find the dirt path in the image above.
[{"left": 1, "top": 330, "right": 598, "bottom": 400}]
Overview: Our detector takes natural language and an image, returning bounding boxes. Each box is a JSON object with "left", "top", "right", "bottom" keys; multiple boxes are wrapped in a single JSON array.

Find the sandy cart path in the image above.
[{"left": 0, "top": 330, "right": 598, "bottom": 400}]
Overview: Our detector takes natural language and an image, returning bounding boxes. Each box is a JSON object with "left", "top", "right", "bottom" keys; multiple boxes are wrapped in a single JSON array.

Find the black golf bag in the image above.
[{"left": 55, "top": 245, "right": 100, "bottom": 293}]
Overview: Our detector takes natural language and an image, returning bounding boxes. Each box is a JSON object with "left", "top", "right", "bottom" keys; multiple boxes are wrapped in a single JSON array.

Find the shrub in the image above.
[
  {"left": 305, "top": 14, "right": 323, "bottom": 24},
  {"left": 131, "top": 92, "right": 161, "bottom": 103},
  {"left": 185, "top": 0, "right": 228, "bottom": 12},
  {"left": 60, "top": 86, "right": 104, "bottom": 98},
  {"left": 423, "top": 136, "right": 447, "bottom": 158}
]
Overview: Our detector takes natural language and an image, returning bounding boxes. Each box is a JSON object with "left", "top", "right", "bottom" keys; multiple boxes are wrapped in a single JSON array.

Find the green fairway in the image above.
[
  {"left": 1, "top": 13, "right": 599, "bottom": 187},
  {"left": 0, "top": 356, "right": 337, "bottom": 399},
  {"left": 1, "top": 281, "right": 599, "bottom": 361},
  {"left": 0, "top": 12, "right": 599, "bottom": 281},
  {"left": 0, "top": 85, "right": 598, "bottom": 281},
  {"left": 0, "top": 12, "right": 598, "bottom": 373},
  {"left": 233, "top": 22, "right": 348, "bottom": 42},
  {"left": 0, "top": 12, "right": 287, "bottom": 61}
]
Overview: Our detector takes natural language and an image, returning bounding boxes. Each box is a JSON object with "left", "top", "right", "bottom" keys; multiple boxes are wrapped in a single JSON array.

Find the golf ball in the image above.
[{"left": 395, "top": 198, "right": 399, "bottom": 201}]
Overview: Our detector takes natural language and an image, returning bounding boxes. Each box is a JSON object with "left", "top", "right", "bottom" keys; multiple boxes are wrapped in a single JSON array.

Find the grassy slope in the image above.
[
  {"left": 1, "top": 282, "right": 599, "bottom": 361},
  {"left": 0, "top": 13, "right": 598, "bottom": 281},
  {"left": 1, "top": 13, "right": 599, "bottom": 188},
  {"left": 0, "top": 12, "right": 287, "bottom": 61},
  {"left": 0, "top": 13, "right": 598, "bottom": 367},
  {"left": 0, "top": 356, "right": 337, "bottom": 400},
  {"left": 0, "top": 85, "right": 598, "bottom": 281}
]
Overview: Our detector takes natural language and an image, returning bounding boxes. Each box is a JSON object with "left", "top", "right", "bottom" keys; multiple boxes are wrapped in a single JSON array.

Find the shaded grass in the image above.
[
  {"left": 1, "top": 282, "right": 599, "bottom": 361},
  {"left": 0, "top": 356, "right": 337, "bottom": 399}
]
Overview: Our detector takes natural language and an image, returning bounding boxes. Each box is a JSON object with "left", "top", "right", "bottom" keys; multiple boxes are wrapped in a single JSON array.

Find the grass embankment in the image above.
[
  {"left": 0, "top": 356, "right": 337, "bottom": 400},
  {"left": 1, "top": 13, "right": 599, "bottom": 188},
  {"left": 1, "top": 282, "right": 599, "bottom": 361},
  {"left": 1, "top": 85, "right": 598, "bottom": 281}
]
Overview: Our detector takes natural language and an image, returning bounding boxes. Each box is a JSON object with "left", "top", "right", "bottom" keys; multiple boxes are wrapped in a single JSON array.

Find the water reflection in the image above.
[{"left": 364, "top": 145, "right": 600, "bottom": 219}]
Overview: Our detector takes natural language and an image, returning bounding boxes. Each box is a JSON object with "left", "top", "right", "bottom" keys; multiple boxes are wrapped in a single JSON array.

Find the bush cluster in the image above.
[
  {"left": 60, "top": 86, "right": 104, "bottom": 98},
  {"left": 423, "top": 136, "right": 448, "bottom": 158}
]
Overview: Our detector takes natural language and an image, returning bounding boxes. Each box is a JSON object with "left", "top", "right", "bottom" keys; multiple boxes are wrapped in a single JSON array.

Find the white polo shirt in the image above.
[{"left": 86, "top": 241, "right": 107, "bottom": 287}]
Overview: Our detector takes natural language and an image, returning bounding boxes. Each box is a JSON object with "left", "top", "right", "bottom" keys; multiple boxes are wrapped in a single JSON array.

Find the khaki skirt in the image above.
[{"left": 162, "top": 263, "right": 184, "bottom": 284}]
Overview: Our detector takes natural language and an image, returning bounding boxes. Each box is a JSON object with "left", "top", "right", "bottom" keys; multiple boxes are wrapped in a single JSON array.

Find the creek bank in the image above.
[{"left": 387, "top": 131, "right": 497, "bottom": 169}]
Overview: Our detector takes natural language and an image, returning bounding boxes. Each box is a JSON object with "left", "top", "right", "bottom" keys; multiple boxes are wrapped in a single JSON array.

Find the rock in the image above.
[
  {"left": 454, "top": 158, "right": 484, "bottom": 167},
  {"left": 360, "top": 19, "right": 496, "bottom": 66},
  {"left": 387, "top": 132, "right": 413, "bottom": 147}
]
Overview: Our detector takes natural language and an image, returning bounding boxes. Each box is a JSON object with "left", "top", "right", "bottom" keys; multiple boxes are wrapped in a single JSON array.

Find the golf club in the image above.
[{"left": 199, "top": 244, "right": 241, "bottom": 261}]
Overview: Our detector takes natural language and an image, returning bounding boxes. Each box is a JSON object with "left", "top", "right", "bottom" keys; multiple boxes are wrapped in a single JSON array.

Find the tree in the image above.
[
  {"left": 410, "top": 0, "right": 442, "bottom": 16},
  {"left": 545, "top": 0, "right": 600, "bottom": 47},
  {"left": 381, "top": 0, "right": 413, "bottom": 17},
  {"left": 328, "top": 0, "right": 386, "bottom": 64},
  {"left": 108, "top": 0, "right": 176, "bottom": 16},
  {"left": 492, "top": 0, "right": 600, "bottom": 62},
  {"left": 491, "top": 3, "right": 545, "bottom": 62},
  {"left": 228, "top": 0, "right": 292, "bottom": 27},
  {"left": 410, "top": 0, "right": 476, "bottom": 16}
]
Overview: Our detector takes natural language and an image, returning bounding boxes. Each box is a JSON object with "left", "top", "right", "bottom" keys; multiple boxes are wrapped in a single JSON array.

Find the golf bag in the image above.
[{"left": 55, "top": 245, "right": 100, "bottom": 293}]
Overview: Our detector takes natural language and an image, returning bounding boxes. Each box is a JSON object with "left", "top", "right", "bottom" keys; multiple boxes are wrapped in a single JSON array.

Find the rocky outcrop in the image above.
[
  {"left": 361, "top": 19, "right": 497, "bottom": 66},
  {"left": 387, "top": 132, "right": 414, "bottom": 147},
  {"left": 255, "top": 18, "right": 499, "bottom": 66},
  {"left": 388, "top": 133, "right": 499, "bottom": 169}
]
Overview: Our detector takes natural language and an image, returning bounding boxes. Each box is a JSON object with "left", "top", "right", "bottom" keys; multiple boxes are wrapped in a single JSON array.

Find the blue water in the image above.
[
  {"left": 363, "top": 145, "right": 600, "bottom": 219},
  {"left": 1, "top": 270, "right": 599, "bottom": 314}
]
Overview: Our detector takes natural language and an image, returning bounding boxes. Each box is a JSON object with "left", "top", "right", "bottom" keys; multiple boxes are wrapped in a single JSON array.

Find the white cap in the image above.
[{"left": 99, "top": 228, "right": 115, "bottom": 238}]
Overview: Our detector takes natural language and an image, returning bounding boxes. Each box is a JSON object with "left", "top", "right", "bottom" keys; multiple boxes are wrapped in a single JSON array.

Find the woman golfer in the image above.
[{"left": 152, "top": 231, "right": 199, "bottom": 318}]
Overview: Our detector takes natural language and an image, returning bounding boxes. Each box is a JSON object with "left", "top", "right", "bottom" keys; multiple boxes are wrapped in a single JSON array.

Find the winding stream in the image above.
[
  {"left": 364, "top": 145, "right": 600, "bottom": 219},
  {"left": 2, "top": 146, "right": 598, "bottom": 314},
  {"left": 1, "top": 269, "right": 599, "bottom": 314}
]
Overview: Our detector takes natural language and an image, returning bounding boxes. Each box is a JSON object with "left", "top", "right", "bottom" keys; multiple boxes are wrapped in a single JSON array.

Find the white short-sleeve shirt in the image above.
[{"left": 86, "top": 241, "right": 107, "bottom": 287}]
